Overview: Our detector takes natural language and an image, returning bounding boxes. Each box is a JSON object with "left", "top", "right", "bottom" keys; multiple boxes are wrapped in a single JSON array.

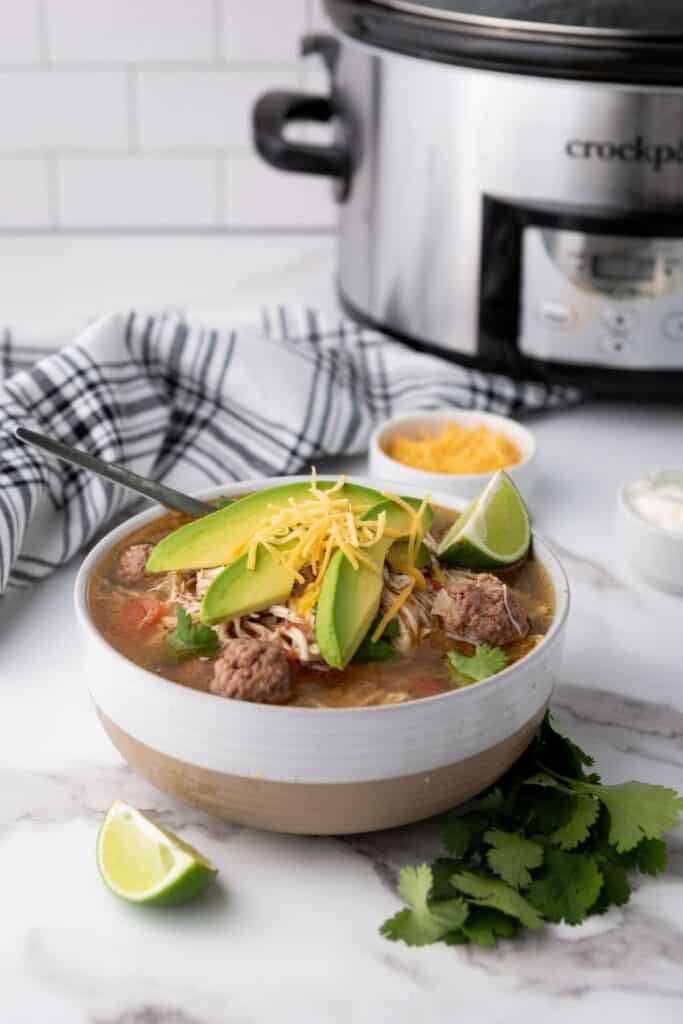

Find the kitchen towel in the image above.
[{"left": 0, "top": 307, "right": 579, "bottom": 594}]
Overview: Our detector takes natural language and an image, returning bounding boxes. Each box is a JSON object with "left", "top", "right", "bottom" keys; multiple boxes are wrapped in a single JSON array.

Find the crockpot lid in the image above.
[
  {"left": 367, "top": 1, "right": 683, "bottom": 35},
  {"left": 326, "top": 0, "right": 683, "bottom": 82}
]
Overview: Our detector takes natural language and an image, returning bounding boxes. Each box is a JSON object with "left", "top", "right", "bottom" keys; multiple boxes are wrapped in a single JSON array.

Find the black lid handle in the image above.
[{"left": 253, "top": 90, "right": 349, "bottom": 181}]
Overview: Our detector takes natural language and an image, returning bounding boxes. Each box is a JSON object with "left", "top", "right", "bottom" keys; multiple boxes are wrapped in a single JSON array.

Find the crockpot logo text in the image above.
[{"left": 565, "top": 135, "right": 683, "bottom": 172}]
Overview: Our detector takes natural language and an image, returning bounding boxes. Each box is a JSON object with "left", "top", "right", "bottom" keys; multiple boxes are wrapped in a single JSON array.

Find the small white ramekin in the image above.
[
  {"left": 617, "top": 471, "right": 683, "bottom": 594},
  {"left": 368, "top": 408, "right": 536, "bottom": 501}
]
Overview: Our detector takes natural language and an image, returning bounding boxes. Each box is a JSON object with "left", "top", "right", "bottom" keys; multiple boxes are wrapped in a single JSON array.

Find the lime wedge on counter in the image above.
[
  {"left": 437, "top": 470, "right": 530, "bottom": 570},
  {"left": 97, "top": 800, "right": 217, "bottom": 906}
]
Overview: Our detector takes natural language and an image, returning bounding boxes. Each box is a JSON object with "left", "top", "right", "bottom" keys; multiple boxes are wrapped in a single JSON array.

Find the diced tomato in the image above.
[
  {"left": 411, "top": 676, "right": 447, "bottom": 699},
  {"left": 427, "top": 579, "right": 444, "bottom": 591},
  {"left": 117, "top": 596, "right": 167, "bottom": 634}
]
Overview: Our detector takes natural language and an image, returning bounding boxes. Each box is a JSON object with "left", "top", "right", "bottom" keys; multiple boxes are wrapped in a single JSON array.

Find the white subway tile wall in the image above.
[{"left": 0, "top": 0, "right": 337, "bottom": 229}]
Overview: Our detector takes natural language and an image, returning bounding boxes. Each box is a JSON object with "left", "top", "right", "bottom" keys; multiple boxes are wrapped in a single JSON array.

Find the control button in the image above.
[
  {"left": 537, "top": 301, "right": 575, "bottom": 329},
  {"left": 663, "top": 311, "right": 683, "bottom": 340},
  {"left": 601, "top": 307, "right": 639, "bottom": 333},
  {"left": 599, "top": 334, "right": 636, "bottom": 360}
]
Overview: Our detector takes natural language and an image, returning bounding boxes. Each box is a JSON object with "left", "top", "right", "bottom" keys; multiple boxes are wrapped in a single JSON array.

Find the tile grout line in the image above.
[
  {"left": 126, "top": 67, "right": 139, "bottom": 152},
  {"left": 213, "top": 0, "right": 225, "bottom": 63},
  {"left": 36, "top": 0, "right": 50, "bottom": 64},
  {"left": 44, "top": 152, "right": 59, "bottom": 227}
]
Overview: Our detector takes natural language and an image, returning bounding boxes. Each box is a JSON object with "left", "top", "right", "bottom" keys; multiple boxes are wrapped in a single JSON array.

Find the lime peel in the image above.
[
  {"left": 97, "top": 800, "right": 217, "bottom": 906},
  {"left": 437, "top": 470, "right": 531, "bottom": 570}
]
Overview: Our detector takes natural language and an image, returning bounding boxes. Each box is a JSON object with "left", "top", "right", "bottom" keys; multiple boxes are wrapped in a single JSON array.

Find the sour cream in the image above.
[{"left": 625, "top": 472, "right": 683, "bottom": 534}]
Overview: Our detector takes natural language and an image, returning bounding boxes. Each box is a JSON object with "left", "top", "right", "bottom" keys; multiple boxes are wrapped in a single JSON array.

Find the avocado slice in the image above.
[
  {"left": 315, "top": 498, "right": 433, "bottom": 670},
  {"left": 386, "top": 539, "right": 431, "bottom": 573},
  {"left": 200, "top": 546, "right": 295, "bottom": 625},
  {"left": 146, "top": 480, "right": 383, "bottom": 572}
]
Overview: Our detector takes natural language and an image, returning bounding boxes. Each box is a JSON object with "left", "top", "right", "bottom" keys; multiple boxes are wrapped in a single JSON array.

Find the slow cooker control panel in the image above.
[{"left": 519, "top": 227, "right": 683, "bottom": 368}]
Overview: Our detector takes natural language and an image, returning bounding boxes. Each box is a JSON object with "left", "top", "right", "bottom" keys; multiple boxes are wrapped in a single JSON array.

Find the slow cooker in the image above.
[{"left": 253, "top": 1, "right": 683, "bottom": 398}]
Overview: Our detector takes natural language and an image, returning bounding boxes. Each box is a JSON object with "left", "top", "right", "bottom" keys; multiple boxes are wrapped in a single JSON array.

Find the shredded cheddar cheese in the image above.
[
  {"left": 232, "top": 470, "right": 398, "bottom": 620},
  {"left": 386, "top": 421, "right": 521, "bottom": 474},
  {"left": 231, "top": 471, "right": 432, "bottom": 625}
]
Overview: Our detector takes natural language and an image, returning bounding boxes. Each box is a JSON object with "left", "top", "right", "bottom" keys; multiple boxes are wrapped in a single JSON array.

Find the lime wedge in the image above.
[
  {"left": 437, "top": 470, "right": 530, "bottom": 570},
  {"left": 96, "top": 800, "right": 217, "bottom": 906}
]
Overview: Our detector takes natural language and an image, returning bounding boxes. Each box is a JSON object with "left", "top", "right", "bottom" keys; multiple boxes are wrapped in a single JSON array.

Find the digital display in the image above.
[{"left": 592, "top": 255, "right": 655, "bottom": 281}]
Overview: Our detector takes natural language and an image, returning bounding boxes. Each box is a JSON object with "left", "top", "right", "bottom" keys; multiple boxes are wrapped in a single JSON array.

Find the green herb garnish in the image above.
[
  {"left": 446, "top": 644, "right": 508, "bottom": 683},
  {"left": 380, "top": 712, "right": 683, "bottom": 948},
  {"left": 215, "top": 496, "right": 235, "bottom": 509},
  {"left": 168, "top": 605, "right": 219, "bottom": 658},
  {"left": 353, "top": 616, "right": 399, "bottom": 663}
]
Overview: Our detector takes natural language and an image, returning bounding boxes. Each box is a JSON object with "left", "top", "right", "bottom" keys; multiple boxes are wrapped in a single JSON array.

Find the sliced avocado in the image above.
[
  {"left": 387, "top": 539, "right": 430, "bottom": 573},
  {"left": 146, "top": 480, "right": 383, "bottom": 572},
  {"left": 200, "top": 545, "right": 294, "bottom": 625},
  {"left": 315, "top": 497, "right": 433, "bottom": 670}
]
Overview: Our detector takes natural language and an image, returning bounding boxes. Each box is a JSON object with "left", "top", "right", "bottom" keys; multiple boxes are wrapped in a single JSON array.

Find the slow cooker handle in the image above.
[{"left": 253, "top": 90, "right": 349, "bottom": 181}]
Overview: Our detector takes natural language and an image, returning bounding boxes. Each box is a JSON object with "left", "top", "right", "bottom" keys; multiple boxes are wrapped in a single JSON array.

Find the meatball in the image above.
[
  {"left": 432, "top": 573, "right": 530, "bottom": 647},
  {"left": 115, "top": 543, "right": 154, "bottom": 584},
  {"left": 210, "top": 639, "right": 292, "bottom": 704}
]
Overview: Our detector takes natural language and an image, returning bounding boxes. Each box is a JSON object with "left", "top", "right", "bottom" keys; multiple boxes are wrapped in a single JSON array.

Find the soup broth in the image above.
[{"left": 89, "top": 502, "right": 555, "bottom": 708}]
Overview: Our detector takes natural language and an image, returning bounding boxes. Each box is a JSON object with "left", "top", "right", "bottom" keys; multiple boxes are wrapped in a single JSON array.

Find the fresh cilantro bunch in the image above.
[{"left": 380, "top": 712, "right": 682, "bottom": 948}]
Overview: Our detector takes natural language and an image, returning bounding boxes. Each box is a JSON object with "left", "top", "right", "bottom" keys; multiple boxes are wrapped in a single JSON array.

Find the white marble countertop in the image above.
[{"left": 2, "top": 233, "right": 683, "bottom": 1023}]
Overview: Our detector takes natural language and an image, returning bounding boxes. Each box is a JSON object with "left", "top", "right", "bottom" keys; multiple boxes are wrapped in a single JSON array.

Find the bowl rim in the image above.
[
  {"left": 369, "top": 407, "right": 536, "bottom": 482},
  {"left": 74, "top": 473, "right": 569, "bottom": 719},
  {"left": 617, "top": 469, "right": 683, "bottom": 543}
]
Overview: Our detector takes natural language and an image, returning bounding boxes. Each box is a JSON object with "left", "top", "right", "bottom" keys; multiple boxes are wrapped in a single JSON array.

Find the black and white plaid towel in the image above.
[{"left": 0, "top": 307, "right": 579, "bottom": 594}]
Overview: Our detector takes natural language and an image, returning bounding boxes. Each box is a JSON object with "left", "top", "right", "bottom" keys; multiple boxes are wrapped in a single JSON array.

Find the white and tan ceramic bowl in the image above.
[
  {"left": 369, "top": 409, "right": 537, "bottom": 499},
  {"left": 74, "top": 475, "right": 569, "bottom": 835}
]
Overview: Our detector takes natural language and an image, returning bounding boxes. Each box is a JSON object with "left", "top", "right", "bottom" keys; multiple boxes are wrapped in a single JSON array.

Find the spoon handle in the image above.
[{"left": 14, "top": 426, "right": 215, "bottom": 518}]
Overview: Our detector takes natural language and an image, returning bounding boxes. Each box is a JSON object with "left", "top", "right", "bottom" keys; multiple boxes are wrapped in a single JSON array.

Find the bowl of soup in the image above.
[{"left": 74, "top": 474, "right": 569, "bottom": 835}]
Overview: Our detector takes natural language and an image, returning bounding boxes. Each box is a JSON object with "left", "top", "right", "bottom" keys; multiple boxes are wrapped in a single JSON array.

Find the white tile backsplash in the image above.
[
  {"left": 0, "top": 72, "right": 128, "bottom": 151},
  {"left": 224, "top": 154, "right": 336, "bottom": 228},
  {"left": 138, "top": 68, "right": 298, "bottom": 150},
  {"left": 222, "top": 0, "right": 306, "bottom": 63},
  {"left": 0, "top": 159, "right": 51, "bottom": 226},
  {"left": 46, "top": 0, "right": 216, "bottom": 64},
  {"left": 0, "top": 0, "right": 335, "bottom": 229},
  {"left": 0, "top": 1, "right": 41, "bottom": 63},
  {"left": 57, "top": 156, "right": 217, "bottom": 227}
]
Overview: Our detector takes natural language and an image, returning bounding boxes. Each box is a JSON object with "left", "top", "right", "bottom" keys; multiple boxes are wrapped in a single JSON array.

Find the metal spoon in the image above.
[{"left": 14, "top": 426, "right": 214, "bottom": 518}]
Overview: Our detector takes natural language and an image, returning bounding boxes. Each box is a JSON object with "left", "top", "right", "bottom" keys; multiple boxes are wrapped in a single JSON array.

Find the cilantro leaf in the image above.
[
  {"left": 446, "top": 645, "right": 508, "bottom": 683},
  {"left": 379, "top": 865, "right": 469, "bottom": 946},
  {"left": 534, "top": 713, "right": 596, "bottom": 782},
  {"left": 627, "top": 837, "right": 668, "bottom": 876},
  {"left": 528, "top": 772, "right": 683, "bottom": 853},
  {"left": 450, "top": 871, "right": 545, "bottom": 930},
  {"left": 168, "top": 605, "right": 220, "bottom": 658},
  {"left": 550, "top": 794, "right": 600, "bottom": 851},
  {"left": 441, "top": 812, "right": 489, "bottom": 859},
  {"left": 353, "top": 616, "right": 399, "bottom": 663},
  {"left": 478, "top": 788, "right": 505, "bottom": 813},
  {"left": 591, "top": 862, "right": 631, "bottom": 915},
  {"left": 527, "top": 848, "right": 603, "bottom": 925},
  {"left": 580, "top": 781, "right": 683, "bottom": 853},
  {"left": 445, "top": 906, "right": 519, "bottom": 948},
  {"left": 484, "top": 829, "right": 544, "bottom": 889},
  {"left": 430, "top": 858, "right": 463, "bottom": 900}
]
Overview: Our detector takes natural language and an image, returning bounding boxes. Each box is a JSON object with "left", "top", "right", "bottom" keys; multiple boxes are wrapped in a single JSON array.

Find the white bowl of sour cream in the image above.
[{"left": 617, "top": 470, "right": 683, "bottom": 594}]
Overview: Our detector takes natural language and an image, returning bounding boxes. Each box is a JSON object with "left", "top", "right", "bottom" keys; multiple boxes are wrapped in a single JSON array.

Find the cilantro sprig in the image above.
[
  {"left": 446, "top": 645, "right": 508, "bottom": 684},
  {"left": 380, "top": 712, "right": 683, "bottom": 948},
  {"left": 168, "top": 605, "right": 220, "bottom": 658}
]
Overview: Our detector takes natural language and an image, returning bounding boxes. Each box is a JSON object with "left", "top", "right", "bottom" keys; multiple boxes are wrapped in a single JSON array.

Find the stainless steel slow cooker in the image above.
[{"left": 254, "top": 1, "right": 683, "bottom": 397}]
